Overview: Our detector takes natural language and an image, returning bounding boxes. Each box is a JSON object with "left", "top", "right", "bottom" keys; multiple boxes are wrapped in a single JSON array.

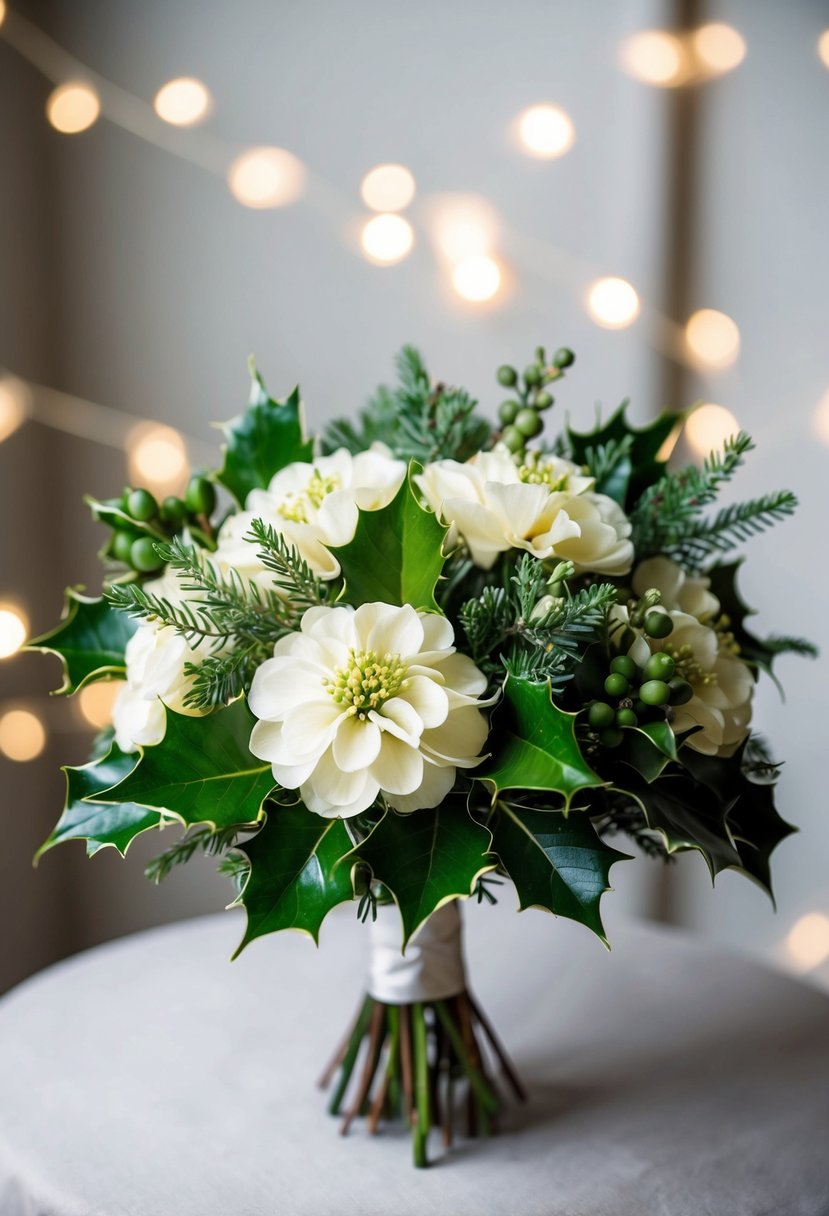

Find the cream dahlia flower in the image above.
[
  {"left": 214, "top": 445, "right": 406, "bottom": 584},
  {"left": 248, "top": 603, "right": 494, "bottom": 818},
  {"left": 415, "top": 448, "right": 633, "bottom": 574},
  {"left": 632, "top": 555, "right": 720, "bottom": 622}
]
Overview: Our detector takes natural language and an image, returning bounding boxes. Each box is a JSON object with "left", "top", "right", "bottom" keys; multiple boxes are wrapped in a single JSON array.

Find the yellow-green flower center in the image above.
[
  {"left": 277, "top": 470, "right": 342, "bottom": 524},
  {"left": 664, "top": 642, "right": 718, "bottom": 687},
  {"left": 324, "top": 649, "right": 409, "bottom": 720},
  {"left": 518, "top": 455, "right": 571, "bottom": 491}
]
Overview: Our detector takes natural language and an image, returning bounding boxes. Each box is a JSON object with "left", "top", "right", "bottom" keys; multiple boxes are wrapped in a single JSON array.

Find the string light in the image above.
[
  {"left": 586, "top": 277, "right": 640, "bottom": 329},
  {"left": 620, "top": 30, "right": 688, "bottom": 87},
  {"left": 428, "top": 194, "right": 499, "bottom": 263},
  {"left": 451, "top": 255, "right": 502, "bottom": 303},
  {"left": 692, "top": 24, "right": 746, "bottom": 75},
  {"left": 360, "top": 214, "right": 414, "bottom": 265},
  {"left": 227, "top": 147, "right": 306, "bottom": 209},
  {"left": 0, "top": 709, "right": 46, "bottom": 762},
  {"left": 0, "top": 375, "right": 31, "bottom": 443},
  {"left": 819, "top": 31, "right": 829, "bottom": 69},
  {"left": 516, "top": 104, "right": 575, "bottom": 159},
  {"left": 685, "top": 308, "right": 740, "bottom": 369},
  {"left": 0, "top": 605, "right": 28, "bottom": 659},
  {"left": 153, "top": 77, "right": 212, "bottom": 127},
  {"left": 127, "top": 422, "right": 188, "bottom": 493},
  {"left": 360, "top": 164, "right": 416, "bottom": 213},
  {"left": 46, "top": 82, "right": 101, "bottom": 134},
  {"left": 785, "top": 913, "right": 829, "bottom": 970},
  {"left": 684, "top": 403, "right": 740, "bottom": 457},
  {"left": 77, "top": 681, "right": 120, "bottom": 729}
]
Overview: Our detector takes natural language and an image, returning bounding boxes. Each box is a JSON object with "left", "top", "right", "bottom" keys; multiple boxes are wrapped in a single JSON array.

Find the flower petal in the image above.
[
  {"left": 370, "top": 733, "right": 424, "bottom": 795},
  {"left": 387, "top": 760, "right": 457, "bottom": 814},
  {"left": 401, "top": 675, "right": 449, "bottom": 729},
  {"left": 332, "top": 716, "right": 382, "bottom": 772}
]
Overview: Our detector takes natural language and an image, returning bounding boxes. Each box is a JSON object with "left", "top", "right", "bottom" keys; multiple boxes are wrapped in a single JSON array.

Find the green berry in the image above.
[
  {"left": 553, "top": 347, "right": 575, "bottom": 369},
  {"left": 497, "top": 365, "right": 518, "bottom": 387},
  {"left": 501, "top": 425, "right": 525, "bottom": 454},
  {"left": 639, "top": 679, "right": 670, "bottom": 707},
  {"left": 498, "top": 400, "right": 519, "bottom": 426},
  {"left": 600, "top": 727, "right": 624, "bottom": 748},
  {"left": 514, "top": 407, "right": 543, "bottom": 438},
  {"left": 643, "top": 652, "right": 676, "bottom": 682},
  {"left": 604, "top": 672, "right": 630, "bottom": 698},
  {"left": 616, "top": 707, "right": 638, "bottom": 729},
  {"left": 610, "top": 655, "right": 637, "bottom": 681},
  {"left": 130, "top": 536, "right": 163, "bottom": 573},
  {"left": 127, "top": 488, "right": 158, "bottom": 522},
  {"left": 644, "top": 610, "right": 674, "bottom": 639},
  {"left": 160, "top": 496, "right": 186, "bottom": 529},
  {"left": 523, "top": 364, "right": 542, "bottom": 387},
  {"left": 668, "top": 677, "right": 694, "bottom": 706},
  {"left": 534, "top": 390, "right": 554, "bottom": 410},
  {"left": 588, "top": 701, "right": 615, "bottom": 730},
  {"left": 184, "top": 475, "right": 216, "bottom": 517},
  {"left": 112, "top": 530, "right": 139, "bottom": 564}
]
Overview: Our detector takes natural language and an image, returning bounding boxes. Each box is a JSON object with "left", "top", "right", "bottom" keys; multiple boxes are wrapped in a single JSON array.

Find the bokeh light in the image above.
[
  {"left": 78, "top": 681, "right": 120, "bottom": 729},
  {"left": 785, "top": 912, "right": 829, "bottom": 970},
  {"left": 684, "top": 403, "right": 740, "bottom": 457},
  {"left": 516, "top": 104, "right": 575, "bottom": 159},
  {"left": 0, "top": 375, "right": 31, "bottom": 443},
  {"left": 153, "top": 77, "right": 212, "bottom": 126},
  {"left": 685, "top": 308, "right": 741, "bottom": 369},
  {"left": 227, "top": 147, "right": 306, "bottom": 209},
  {"left": 586, "top": 277, "right": 640, "bottom": 329},
  {"left": 360, "top": 214, "right": 414, "bottom": 265},
  {"left": 819, "top": 31, "right": 829, "bottom": 69},
  {"left": 0, "top": 605, "right": 28, "bottom": 659},
  {"left": 429, "top": 195, "right": 499, "bottom": 263},
  {"left": 451, "top": 255, "right": 502, "bottom": 303},
  {"left": 620, "top": 30, "right": 688, "bottom": 87},
  {"left": 128, "top": 422, "right": 188, "bottom": 493},
  {"left": 812, "top": 389, "right": 829, "bottom": 446},
  {"left": 360, "top": 164, "right": 416, "bottom": 213},
  {"left": 0, "top": 709, "right": 46, "bottom": 762},
  {"left": 0, "top": 2, "right": 6, "bottom": 29},
  {"left": 693, "top": 23, "right": 746, "bottom": 75},
  {"left": 46, "top": 82, "right": 101, "bottom": 134}
]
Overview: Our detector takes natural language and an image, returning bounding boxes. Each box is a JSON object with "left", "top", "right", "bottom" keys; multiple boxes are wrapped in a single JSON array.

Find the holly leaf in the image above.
[
  {"left": 27, "top": 590, "right": 137, "bottom": 694},
  {"left": 707, "top": 560, "right": 816, "bottom": 681},
  {"left": 567, "top": 402, "right": 682, "bottom": 507},
  {"left": 331, "top": 466, "right": 447, "bottom": 611},
  {"left": 216, "top": 363, "right": 313, "bottom": 506},
  {"left": 98, "top": 699, "right": 275, "bottom": 830},
  {"left": 350, "top": 803, "right": 494, "bottom": 946},
  {"left": 489, "top": 802, "right": 630, "bottom": 943},
  {"left": 625, "top": 774, "right": 743, "bottom": 879},
  {"left": 37, "top": 743, "right": 161, "bottom": 861},
  {"left": 475, "top": 676, "right": 603, "bottom": 811},
  {"left": 232, "top": 804, "right": 354, "bottom": 954},
  {"left": 617, "top": 720, "right": 678, "bottom": 784}
]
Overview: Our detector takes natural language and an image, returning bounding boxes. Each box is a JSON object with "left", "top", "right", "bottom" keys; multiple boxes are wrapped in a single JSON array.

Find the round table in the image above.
[{"left": 1, "top": 900, "right": 828, "bottom": 1216}]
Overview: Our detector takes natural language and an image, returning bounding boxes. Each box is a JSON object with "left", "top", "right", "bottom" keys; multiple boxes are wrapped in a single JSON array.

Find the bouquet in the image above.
[{"left": 30, "top": 344, "right": 813, "bottom": 1166}]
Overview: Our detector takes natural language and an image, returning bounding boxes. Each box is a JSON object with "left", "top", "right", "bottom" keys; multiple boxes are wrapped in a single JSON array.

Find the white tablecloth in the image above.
[{"left": 1, "top": 899, "right": 827, "bottom": 1216}]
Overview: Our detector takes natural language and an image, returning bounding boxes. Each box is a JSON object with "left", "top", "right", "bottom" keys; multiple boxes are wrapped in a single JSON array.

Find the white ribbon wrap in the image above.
[{"left": 367, "top": 900, "right": 466, "bottom": 1003}]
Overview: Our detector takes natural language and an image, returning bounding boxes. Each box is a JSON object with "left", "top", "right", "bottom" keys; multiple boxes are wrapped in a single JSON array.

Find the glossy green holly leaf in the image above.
[
  {"left": 98, "top": 698, "right": 275, "bottom": 830},
  {"left": 27, "top": 590, "right": 137, "bottom": 694},
  {"left": 476, "top": 676, "right": 603, "bottom": 811},
  {"left": 350, "top": 803, "right": 494, "bottom": 946},
  {"left": 232, "top": 804, "right": 354, "bottom": 954},
  {"left": 489, "top": 802, "right": 630, "bottom": 943},
  {"left": 707, "top": 560, "right": 817, "bottom": 682},
  {"left": 617, "top": 720, "right": 678, "bottom": 784},
  {"left": 84, "top": 495, "right": 166, "bottom": 538},
  {"left": 36, "top": 743, "right": 160, "bottom": 861},
  {"left": 331, "top": 466, "right": 447, "bottom": 611},
  {"left": 216, "top": 363, "right": 313, "bottom": 506},
  {"left": 567, "top": 402, "right": 683, "bottom": 507},
  {"left": 625, "top": 774, "right": 743, "bottom": 879}
]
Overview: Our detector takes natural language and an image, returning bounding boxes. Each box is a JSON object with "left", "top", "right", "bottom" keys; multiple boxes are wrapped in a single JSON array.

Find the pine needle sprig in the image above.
[
  {"left": 669, "top": 491, "right": 799, "bottom": 567},
  {"left": 245, "top": 517, "right": 328, "bottom": 611},
  {"left": 582, "top": 435, "right": 633, "bottom": 485},
  {"left": 145, "top": 823, "right": 256, "bottom": 884}
]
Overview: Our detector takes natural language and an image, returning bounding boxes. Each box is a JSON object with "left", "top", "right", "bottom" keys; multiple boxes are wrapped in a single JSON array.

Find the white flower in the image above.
[
  {"left": 248, "top": 603, "right": 494, "bottom": 818},
  {"left": 415, "top": 448, "right": 633, "bottom": 574},
  {"left": 112, "top": 572, "right": 214, "bottom": 753},
  {"left": 632, "top": 555, "right": 720, "bottom": 621},
  {"left": 214, "top": 445, "right": 406, "bottom": 583}
]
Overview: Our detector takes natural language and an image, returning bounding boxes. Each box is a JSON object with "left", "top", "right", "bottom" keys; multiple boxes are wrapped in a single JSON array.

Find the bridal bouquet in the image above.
[{"left": 31, "top": 345, "right": 812, "bottom": 1164}]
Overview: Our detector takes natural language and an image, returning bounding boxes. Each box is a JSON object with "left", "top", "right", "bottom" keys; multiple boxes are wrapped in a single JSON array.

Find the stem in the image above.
[
  {"left": 327, "top": 996, "right": 373, "bottom": 1116},
  {"left": 412, "top": 1003, "right": 431, "bottom": 1168}
]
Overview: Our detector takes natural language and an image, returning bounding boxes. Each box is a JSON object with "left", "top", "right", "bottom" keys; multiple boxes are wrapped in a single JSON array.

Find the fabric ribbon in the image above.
[{"left": 367, "top": 900, "right": 466, "bottom": 1003}]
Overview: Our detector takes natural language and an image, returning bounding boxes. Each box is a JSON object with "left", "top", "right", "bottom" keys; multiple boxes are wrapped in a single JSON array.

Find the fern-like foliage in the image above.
[
  {"left": 323, "top": 346, "right": 492, "bottom": 463},
  {"left": 145, "top": 823, "right": 256, "bottom": 884},
  {"left": 245, "top": 517, "right": 328, "bottom": 612}
]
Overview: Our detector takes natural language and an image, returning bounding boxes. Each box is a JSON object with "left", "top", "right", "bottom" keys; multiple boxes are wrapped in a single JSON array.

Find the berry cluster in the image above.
[
  {"left": 106, "top": 475, "right": 216, "bottom": 574},
  {"left": 495, "top": 346, "right": 575, "bottom": 455}
]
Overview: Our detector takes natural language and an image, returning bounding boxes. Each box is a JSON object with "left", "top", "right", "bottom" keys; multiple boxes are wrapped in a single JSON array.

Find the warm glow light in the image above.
[
  {"left": 0, "top": 709, "right": 46, "bottom": 762},
  {"left": 0, "top": 605, "right": 27, "bottom": 659},
  {"left": 819, "top": 31, "right": 829, "bottom": 69},
  {"left": 693, "top": 23, "right": 746, "bottom": 74},
  {"left": 360, "top": 214, "right": 414, "bottom": 265},
  {"left": 516, "top": 104, "right": 575, "bottom": 159},
  {"left": 46, "top": 82, "right": 101, "bottom": 134},
  {"left": 451, "top": 256, "right": 502, "bottom": 303},
  {"left": 227, "top": 147, "right": 306, "bottom": 209},
  {"left": 620, "top": 30, "right": 688, "bottom": 86},
  {"left": 78, "top": 681, "right": 120, "bottom": 729},
  {"left": 0, "top": 376, "right": 31, "bottom": 443},
  {"left": 360, "top": 164, "right": 416, "bottom": 213},
  {"left": 0, "top": 2, "right": 6, "bottom": 29},
  {"left": 429, "top": 195, "right": 499, "bottom": 263},
  {"left": 587, "top": 277, "right": 640, "bottom": 329},
  {"left": 153, "top": 77, "right": 212, "bottom": 126},
  {"left": 786, "top": 913, "right": 829, "bottom": 970},
  {"left": 128, "top": 423, "right": 188, "bottom": 493},
  {"left": 685, "top": 308, "right": 741, "bottom": 369},
  {"left": 812, "top": 389, "right": 829, "bottom": 446},
  {"left": 684, "top": 403, "right": 740, "bottom": 457}
]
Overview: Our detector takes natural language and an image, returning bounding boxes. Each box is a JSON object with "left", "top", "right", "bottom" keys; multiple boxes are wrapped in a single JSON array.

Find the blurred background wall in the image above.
[{"left": 1, "top": 0, "right": 827, "bottom": 995}]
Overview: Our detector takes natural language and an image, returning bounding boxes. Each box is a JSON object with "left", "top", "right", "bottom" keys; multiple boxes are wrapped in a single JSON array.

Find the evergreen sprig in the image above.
[
  {"left": 145, "top": 823, "right": 254, "bottom": 884},
  {"left": 582, "top": 435, "right": 633, "bottom": 485},
  {"left": 245, "top": 517, "right": 328, "bottom": 611},
  {"left": 668, "top": 492, "right": 798, "bottom": 568}
]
